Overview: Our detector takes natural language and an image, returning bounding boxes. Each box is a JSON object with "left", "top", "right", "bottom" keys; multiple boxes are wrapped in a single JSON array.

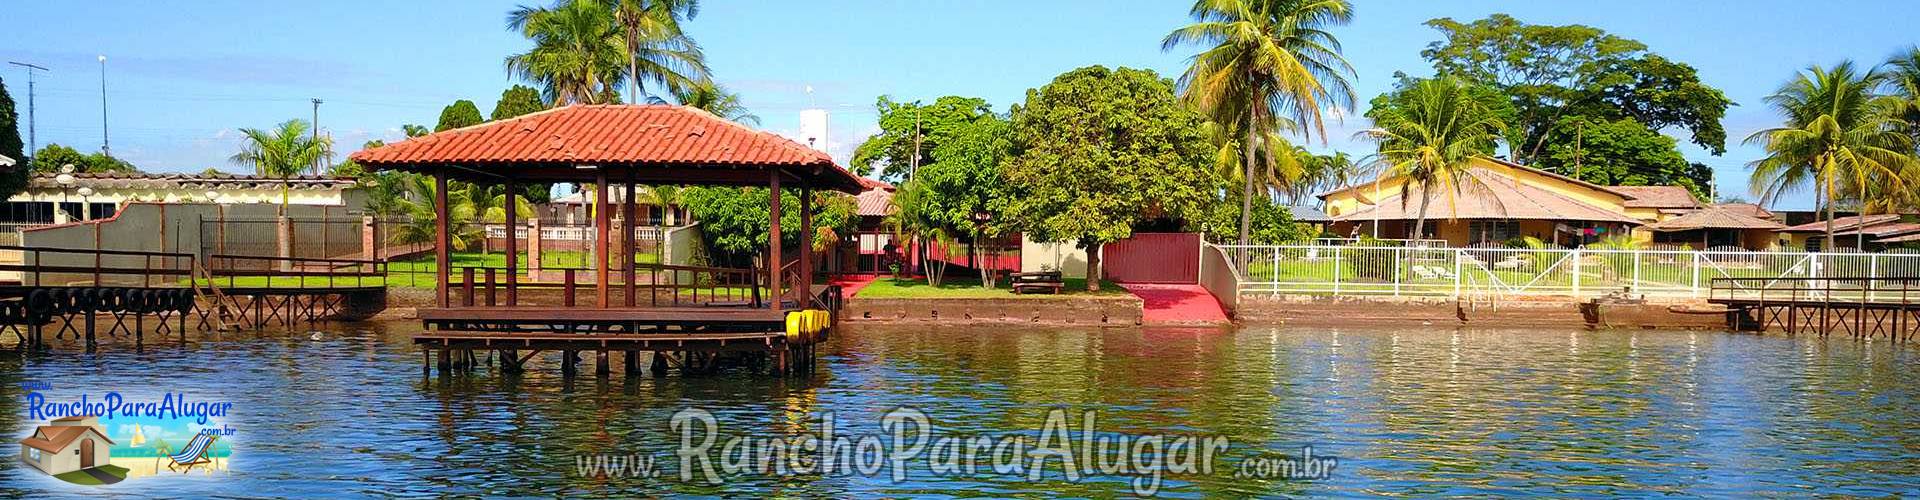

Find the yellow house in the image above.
[{"left": 1320, "top": 157, "right": 1698, "bottom": 247}]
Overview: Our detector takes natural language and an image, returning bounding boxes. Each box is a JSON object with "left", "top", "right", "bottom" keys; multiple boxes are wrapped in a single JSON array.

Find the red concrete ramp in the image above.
[{"left": 1120, "top": 283, "right": 1229, "bottom": 325}]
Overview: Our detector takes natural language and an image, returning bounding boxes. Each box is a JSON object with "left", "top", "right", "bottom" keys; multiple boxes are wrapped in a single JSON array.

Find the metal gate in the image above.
[{"left": 1103, "top": 232, "right": 1200, "bottom": 283}]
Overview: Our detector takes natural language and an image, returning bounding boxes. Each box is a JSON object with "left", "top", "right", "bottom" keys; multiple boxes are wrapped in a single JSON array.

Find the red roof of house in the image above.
[
  {"left": 19, "top": 425, "right": 113, "bottom": 453},
  {"left": 855, "top": 188, "right": 894, "bottom": 217},
  {"left": 1612, "top": 186, "right": 1702, "bottom": 209},
  {"left": 350, "top": 104, "right": 863, "bottom": 192},
  {"left": 1781, "top": 214, "right": 1904, "bottom": 233}
]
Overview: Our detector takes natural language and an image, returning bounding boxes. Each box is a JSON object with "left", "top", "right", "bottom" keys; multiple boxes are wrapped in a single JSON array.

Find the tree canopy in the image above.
[
  {"left": 436, "top": 100, "right": 485, "bottom": 132},
  {"left": 1541, "top": 116, "right": 1711, "bottom": 198},
  {"left": 1421, "top": 14, "right": 1732, "bottom": 172},
  {"left": 678, "top": 187, "right": 856, "bottom": 267},
  {"left": 850, "top": 96, "right": 999, "bottom": 182},
  {"left": 1000, "top": 66, "right": 1219, "bottom": 287},
  {"left": 0, "top": 77, "right": 25, "bottom": 200},
  {"left": 30, "top": 144, "right": 137, "bottom": 174},
  {"left": 492, "top": 85, "right": 548, "bottom": 120}
]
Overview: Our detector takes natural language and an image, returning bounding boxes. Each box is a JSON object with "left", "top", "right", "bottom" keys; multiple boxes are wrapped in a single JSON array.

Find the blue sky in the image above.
[{"left": 4, "top": 1, "right": 1919, "bottom": 210}]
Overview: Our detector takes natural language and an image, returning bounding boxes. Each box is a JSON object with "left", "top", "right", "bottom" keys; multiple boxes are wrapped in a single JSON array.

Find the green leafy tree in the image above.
[
  {"left": 30, "top": 144, "right": 137, "bottom": 173},
  {"left": 1163, "top": 0, "right": 1356, "bottom": 250},
  {"left": 908, "top": 115, "right": 1012, "bottom": 287},
  {"left": 436, "top": 100, "right": 485, "bottom": 132},
  {"left": 1000, "top": 66, "right": 1219, "bottom": 291},
  {"left": 1542, "top": 116, "right": 1712, "bottom": 199},
  {"left": 492, "top": 85, "right": 549, "bottom": 120},
  {"left": 1421, "top": 14, "right": 1731, "bottom": 164},
  {"left": 402, "top": 124, "right": 431, "bottom": 138},
  {"left": 851, "top": 96, "right": 998, "bottom": 181},
  {"left": 0, "top": 77, "right": 24, "bottom": 200},
  {"left": 1360, "top": 76, "right": 1511, "bottom": 241},
  {"left": 230, "top": 119, "right": 332, "bottom": 216},
  {"left": 884, "top": 182, "right": 956, "bottom": 286},
  {"left": 678, "top": 186, "right": 856, "bottom": 267},
  {"left": 1747, "top": 61, "right": 1915, "bottom": 250}
]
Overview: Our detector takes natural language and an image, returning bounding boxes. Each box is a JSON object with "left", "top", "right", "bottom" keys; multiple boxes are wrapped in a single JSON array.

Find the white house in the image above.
[{"left": 18, "top": 415, "right": 115, "bottom": 475}]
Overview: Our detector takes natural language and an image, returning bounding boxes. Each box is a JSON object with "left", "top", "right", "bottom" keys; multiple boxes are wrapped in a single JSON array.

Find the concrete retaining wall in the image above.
[{"left": 845, "top": 296, "right": 1143, "bottom": 326}]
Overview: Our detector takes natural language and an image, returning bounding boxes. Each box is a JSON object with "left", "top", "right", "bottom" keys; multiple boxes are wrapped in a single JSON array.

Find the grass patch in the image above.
[
  {"left": 855, "top": 276, "right": 1127, "bottom": 299},
  {"left": 54, "top": 464, "right": 127, "bottom": 485}
]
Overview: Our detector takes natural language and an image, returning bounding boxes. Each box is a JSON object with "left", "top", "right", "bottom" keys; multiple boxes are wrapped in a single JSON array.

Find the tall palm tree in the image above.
[
  {"left": 506, "top": 0, "right": 627, "bottom": 105},
  {"left": 1359, "top": 77, "right": 1508, "bottom": 241},
  {"left": 230, "top": 119, "right": 331, "bottom": 217},
  {"left": 609, "top": 0, "right": 708, "bottom": 103},
  {"left": 661, "top": 81, "right": 760, "bottom": 125},
  {"left": 1301, "top": 151, "right": 1364, "bottom": 205},
  {"left": 1747, "top": 61, "right": 1916, "bottom": 250},
  {"left": 1164, "top": 0, "right": 1357, "bottom": 251}
]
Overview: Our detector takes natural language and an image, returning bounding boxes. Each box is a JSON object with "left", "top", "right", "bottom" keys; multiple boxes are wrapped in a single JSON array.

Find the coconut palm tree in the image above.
[
  {"left": 1747, "top": 61, "right": 1916, "bottom": 250},
  {"left": 1889, "top": 47, "right": 1920, "bottom": 146},
  {"left": 1359, "top": 77, "right": 1509, "bottom": 242},
  {"left": 393, "top": 176, "right": 482, "bottom": 252},
  {"left": 229, "top": 119, "right": 331, "bottom": 217},
  {"left": 1164, "top": 0, "right": 1357, "bottom": 250},
  {"left": 663, "top": 81, "right": 760, "bottom": 125},
  {"left": 609, "top": 0, "right": 708, "bottom": 103},
  {"left": 506, "top": 0, "right": 627, "bottom": 105},
  {"left": 1301, "top": 151, "right": 1364, "bottom": 204}
]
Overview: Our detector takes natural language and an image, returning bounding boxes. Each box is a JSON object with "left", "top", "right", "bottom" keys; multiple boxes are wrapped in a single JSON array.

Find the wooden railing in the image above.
[
  {"left": 1709, "top": 277, "right": 1920, "bottom": 305},
  {"left": 203, "top": 254, "right": 387, "bottom": 289},
  {"left": 448, "top": 262, "right": 768, "bottom": 308},
  {"left": 0, "top": 245, "right": 197, "bottom": 287}
]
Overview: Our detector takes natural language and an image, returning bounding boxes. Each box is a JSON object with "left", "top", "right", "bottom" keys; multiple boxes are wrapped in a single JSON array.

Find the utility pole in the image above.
[
  {"left": 311, "top": 98, "right": 324, "bottom": 175},
  {"left": 98, "top": 55, "right": 109, "bottom": 157},
  {"left": 7, "top": 61, "right": 47, "bottom": 162}
]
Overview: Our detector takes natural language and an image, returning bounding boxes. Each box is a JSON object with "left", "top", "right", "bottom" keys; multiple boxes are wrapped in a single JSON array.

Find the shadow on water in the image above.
[{"left": 0, "top": 322, "right": 1917, "bottom": 497}]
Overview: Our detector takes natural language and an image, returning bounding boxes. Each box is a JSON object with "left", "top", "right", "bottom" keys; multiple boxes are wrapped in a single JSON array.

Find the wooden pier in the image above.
[
  {"left": 349, "top": 104, "right": 866, "bottom": 378},
  {"left": 1709, "top": 277, "right": 1920, "bottom": 341},
  {"left": 0, "top": 245, "right": 389, "bottom": 351}
]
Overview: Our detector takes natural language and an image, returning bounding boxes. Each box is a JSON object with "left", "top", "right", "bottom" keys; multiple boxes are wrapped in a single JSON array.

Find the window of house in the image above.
[
  {"left": 27, "top": 448, "right": 39, "bottom": 461},
  {"left": 1468, "top": 220, "right": 1521, "bottom": 244}
]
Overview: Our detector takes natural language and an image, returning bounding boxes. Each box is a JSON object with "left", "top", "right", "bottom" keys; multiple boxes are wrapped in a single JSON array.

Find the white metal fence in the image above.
[{"left": 1220, "top": 244, "right": 1920, "bottom": 299}]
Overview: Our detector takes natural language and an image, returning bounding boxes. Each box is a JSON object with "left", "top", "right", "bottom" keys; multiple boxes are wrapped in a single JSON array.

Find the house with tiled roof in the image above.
[
  {"left": 1319, "top": 157, "right": 1706, "bottom": 247},
  {"left": 18, "top": 415, "right": 115, "bottom": 476},
  {"left": 1778, "top": 214, "right": 1920, "bottom": 251}
]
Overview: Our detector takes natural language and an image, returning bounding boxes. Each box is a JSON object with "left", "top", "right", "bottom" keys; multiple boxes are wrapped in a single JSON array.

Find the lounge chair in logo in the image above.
[{"left": 158, "top": 431, "right": 218, "bottom": 473}]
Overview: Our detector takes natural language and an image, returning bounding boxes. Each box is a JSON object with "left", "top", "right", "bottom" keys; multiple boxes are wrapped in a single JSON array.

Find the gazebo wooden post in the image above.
[
  {"left": 768, "top": 170, "right": 782, "bottom": 310},
  {"left": 504, "top": 176, "right": 519, "bottom": 306},
  {"left": 595, "top": 169, "right": 611, "bottom": 309},
  {"left": 623, "top": 169, "right": 637, "bottom": 307},
  {"left": 800, "top": 180, "right": 813, "bottom": 307},
  {"left": 434, "top": 166, "right": 451, "bottom": 309}
]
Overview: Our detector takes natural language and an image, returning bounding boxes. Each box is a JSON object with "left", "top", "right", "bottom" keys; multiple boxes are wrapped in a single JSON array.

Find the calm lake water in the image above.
[{"left": 3, "top": 323, "right": 1918, "bottom": 497}]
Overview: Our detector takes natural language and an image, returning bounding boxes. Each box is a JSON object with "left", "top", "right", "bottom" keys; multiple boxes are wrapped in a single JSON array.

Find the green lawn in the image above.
[
  {"left": 856, "top": 276, "right": 1128, "bottom": 299},
  {"left": 194, "top": 251, "right": 662, "bottom": 289},
  {"left": 53, "top": 464, "right": 127, "bottom": 485}
]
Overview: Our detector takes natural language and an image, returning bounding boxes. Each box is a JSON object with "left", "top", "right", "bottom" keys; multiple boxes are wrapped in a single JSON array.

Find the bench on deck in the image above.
[{"left": 1010, "top": 271, "right": 1065, "bottom": 295}]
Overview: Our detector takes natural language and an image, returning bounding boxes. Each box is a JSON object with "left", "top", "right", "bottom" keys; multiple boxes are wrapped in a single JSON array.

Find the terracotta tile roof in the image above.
[
  {"left": 350, "top": 104, "right": 863, "bottom": 193},
  {"left": 1316, "top": 156, "right": 1633, "bottom": 200},
  {"left": 1332, "top": 165, "right": 1643, "bottom": 225},
  {"left": 19, "top": 425, "right": 113, "bottom": 453},
  {"left": 855, "top": 188, "right": 894, "bottom": 217},
  {"left": 1780, "top": 214, "right": 1903, "bottom": 233},
  {"left": 1647, "top": 206, "right": 1785, "bottom": 231},
  {"left": 857, "top": 177, "right": 894, "bottom": 191},
  {"left": 1712, "top": 203, "right": 1775, "bottom": 220},
  {"left": 1612, "top": 186, "right": 1702, "bottom": 209}
]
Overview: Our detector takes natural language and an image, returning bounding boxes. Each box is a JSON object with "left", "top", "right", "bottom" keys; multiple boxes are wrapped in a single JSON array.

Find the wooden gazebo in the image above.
[{"left": 350, "top": 104, "right": 863, "bottom": 375}]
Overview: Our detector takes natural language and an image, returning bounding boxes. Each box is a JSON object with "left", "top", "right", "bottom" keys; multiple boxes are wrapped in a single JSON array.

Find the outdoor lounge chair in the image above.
[{"left": 160, "top": 431, "right": 218, "bottom": 473}]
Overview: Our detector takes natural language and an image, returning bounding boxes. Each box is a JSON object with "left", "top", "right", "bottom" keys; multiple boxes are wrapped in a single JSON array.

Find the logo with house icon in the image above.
[{"left": 19, "top": 413, "right": 230, "bottom": 485}]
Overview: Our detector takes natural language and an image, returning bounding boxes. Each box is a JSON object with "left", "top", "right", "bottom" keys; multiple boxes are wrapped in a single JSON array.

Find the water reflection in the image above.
[{"left": 0, "top": 323, "right": 1915, "bottom": 497}]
